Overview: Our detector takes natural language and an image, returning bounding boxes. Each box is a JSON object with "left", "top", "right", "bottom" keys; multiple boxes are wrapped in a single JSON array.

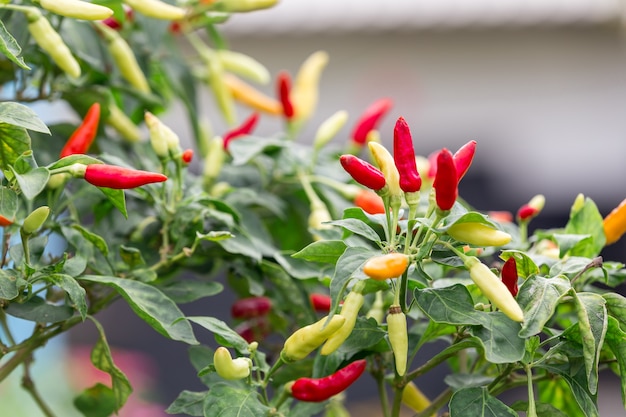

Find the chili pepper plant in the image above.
[{"left": 0, "top": 2, "right": 625, "bottom": 417}]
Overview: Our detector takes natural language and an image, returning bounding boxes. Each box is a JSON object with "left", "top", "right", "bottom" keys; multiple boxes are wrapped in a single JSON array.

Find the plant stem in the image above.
[
  {"left": 22, "top": 355, "right": 57, "bottom": 417},
  {"left": 391, "top": 383, "right": 404, "bottom": 417},
  {"left": 416, "top": 387, "right": 452, "bottom": 417},
  {"left": 525, "top": 364, "right": 538, "bottom": 417},
  {"left": 372, "top": 355, "right": 391, "bottom": 417}
]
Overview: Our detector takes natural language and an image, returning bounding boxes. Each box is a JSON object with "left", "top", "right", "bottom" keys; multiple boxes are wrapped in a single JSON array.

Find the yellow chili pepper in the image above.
[
  {"left": 313, "top": 110, "right": 348, "bottom": 151},
  {"left": 603, "top": 197, "right": 626, "bottom": 245},
  {"left": 39, "top": 0, "right": 113, "bottom": 20},
  {"left": 387, "top": 305, "right": 408, "bottom": 376},
  {"left": 219, "top": 0, "right": 278, "bottom": 13},
  {"left": 208, "top": 60, "right": 237, "bottom": 126},
  {"left": 213, "top": 347, "right": 251, "bottom": 380},
  {"left": 368, "top": 142, "right": 402, "bottom": 200},
  {"left": 290, "top": 50, "right": 329, "bottom": 123},
  {"left": 281, "top": 314, "right": 346, "bottom": 362},
  {"left": 363, "top": 253, "right": 409, "bottom": 281},
  {"left": 402, "top": 382, "right": 434, "bottom": 415},
  {"left": 106, "top": 103, "right": 142, "bottom": 143},
  {"left": 217, "top": 49, "right": 270, "bottom": 85},
  {"left": 321, "top": 285, "right": 365, "bottom": 355},
  {"left": 223, "top": 74, "right": 282, "bottom": 116},
  {"left": 446, "top": 222, "right": 512, "bottom": 247},
  {"left": 123, "top": 0, "right": 186, "bottom": 20}
]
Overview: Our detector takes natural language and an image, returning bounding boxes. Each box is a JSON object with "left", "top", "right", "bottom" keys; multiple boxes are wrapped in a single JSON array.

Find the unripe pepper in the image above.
[
  {"left": 60, "top": 103, "right": 101, "bottom": 158},
  {"left": 310, "top": 293, "right": 332, "bottom": 313},
  {"left": 39, "top": 0, "right": 113, "bottom": 20},
  {"left": 123, "top": 0, "right": 186, "bottom": 20},
  {"left": 354, "top": 189, "right": 385, "bottom": 215},
  {"left": 106, "top": 103, "right": 142, "bottom": 143},
  {"left": 218, "top": 0, "right": 278, "bottom": 13},
  {"left": 222, "top": 112, "right": 259, "bottom": 150},
  {"left": 351, "top": 98, "right": 393, "bottom": 147},
  {"left": 313, "top": 110, "right": 348, "bottom": 150},
  {"left": 145, "top": 112, "right": 180, "bottom": 158},
  {"left": 291, "top": 51, "right": 329, "bottom": 122},
  {"left": 392, "top": 116, "right": 421, "bottom": 194},
  {"left": 308, "top": 202, "right": 333, "bottom": 241},
  {"left": 501, "top": 257, "right": 519, "bottom": 297},
  {"left": 321, "top": 284, "right": 365, "bottom": 355},
  {"left": 231, "top": 296, "right": 272, "bottom": 319},
  {"left": 604, "top": 197, "right": 626, "bottom": 245},
  {"left": 290, "top": 359, "right": 366, "bottom": 402},
  {"left": 446, "top": 222, "right": 512, "bottom": 247},
  {"left": 369, "top": 142, "right": 402, "bottom": 201},
  {"left": 387, "top": 305, "right": 408, "bottom": 376},
  {"left": 339, "top": 155, "right": 387, "bottom": 192},
  {"left": 363, "top": 253, "right": 408, "bottom": 281},
  {"left": 217, "top": 49, "right": 270, "bottom": 85},
  {"left": 22, "top": 206, "right": 50, "bottom": 235},
  {"left": 276, "top": 71, "right": 294, "bottom": 119},
  {"left": 27, "top": 9, "right": 81, "bottom": 78},
  {"left": 453, "top": 140, "right": 477, "bottom": 181},
  {"left": 77, "top": 164, "right": 167, "bottom": 189},
  {"left": 280, "top": 314, "right": 346, "bottom": 362},
  {"left": 213, "top": 347, "right": 251, "bottom": 380},
  {"left": 432, "top": 148, "right": 458, "bottom": 211},
  {"left": 464, "top": 256, "right": 524, "bottom": 322},
  {"left": 402, "top": 382, "right": 433, "bottom": 415},
  {"left": 224, "top": 74, "right": 282, "bottom": 116}
]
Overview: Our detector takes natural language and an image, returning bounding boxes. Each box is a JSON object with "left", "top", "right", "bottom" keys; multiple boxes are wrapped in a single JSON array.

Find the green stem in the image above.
[
  {"left": 262, "top": 357, "right": 284, "bottom": 388},
  {"left": 373, "top": 355, "right": 391, "bottom": 417},
  {"left": 525, "top": 364, "right": 538, "bottom": 417},
  {"left": 0, "top": 308, "right": 16, "bottom": 346},
  {"left": 390, "top": 383, "right": 404, "bottom": 417},
  {"left": 22, "top": 355, "right": 57, "bottom": 417}
]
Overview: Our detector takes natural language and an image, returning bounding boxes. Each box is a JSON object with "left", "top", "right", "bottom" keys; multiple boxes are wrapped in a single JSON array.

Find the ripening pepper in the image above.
[
  {"left": 340, "top": 155, "right": 387, "bottom": 192},
  {"left": 464, "top": 256, "right": 524, "bottom": 322},
  {"left": 224, "top": 74, "right": 282, "bottom": 116},
  {"left": 39, "top": 0, "right": 113, "bottom": 20},
  {"left": 369, "top": 142, "right": 402, "bottom": 201},
  {"left": 217, "top": 49, "right": 270, "bottom": 85},
  {"left": 277, "top": 71, "right": 295, "bottom": 119},
  {"left": 27, "top": 9, "right": 81, "bottom": 78},
  {"left": 74, "top": 164, "right": 167, "bottom": 189},
  {"left": 231, "top": 296, "right": 272, "bottom": 319},
  {"left": 501, "top": 257, "right": 519, "bottom": 297},
  {"left": 393, "top": 116, "right": 421, "bottom": 194},
  {"left": 432, "top": 148, "right": 458, "bottom": 211},
  {"left": 310, "top": 293, "right": 332, "bottom": 313},
  {"left": 350, "top": 98, "right": 393, "bottom": 147},
  {"left": 290, "top": 51, "right": 329, "bottom": 122},
  {"left": 603, "top": 197, "right": 626, "bottom": 245},
  {"left": 354, "top": 189, "right": 385, "bottom": 215},
  {"left": 223, "top": 112, "right": 260, "bottom": 150},
  {"left": 22, "top": 206, "right": 50, "bottom": 236},
  {"left": 321, "top": 285, "right": 365, "bottom": 355},
  {"left": 0, "top": 215, "right": 13, "bottom": 227},
  {"left": 453, "top": 140, "right": 477, "bottom": 181},
  {"left": 290, "top": 359, "right": 367, "bottom": 402},
  {"left": 446, "top": 222, "right": 512, "bottom": 247},
  {"left": 60, "top": 103, "right": 101, "bottom": 158},
  {"left": 123, "top": 0, "right": 186, "bottom": 20},
  {"left": 213, "top": 347, "right": 251, "bottom": 380},
  {"left": 363, "top": 253, "right": 408, "bottom": 281},
  {"left": 387, "top": 305, "right": 408, "bottom": 376},
  {"left": 517, "top": 194, "right": 545, "bottom": 222},
  {"left": 280, "top": 314, "right": 346, "bottom": 362}
]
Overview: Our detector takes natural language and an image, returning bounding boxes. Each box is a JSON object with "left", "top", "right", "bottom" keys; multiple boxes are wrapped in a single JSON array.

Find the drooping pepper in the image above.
[
  {"left": 39, "top": 0, "right": 113, "bottom": 20},
  {"left": 354, "top": 189, "right": 385, "bottom": 215},
  {"left": 446, "top": 222, "right": 512, "bottom": 247},
  {"left": 603, "top": 197, "right": 626, "bottom": 245},
  {"left": 280, "top": 314, "right": 346, "bottom": 362},
  {"left": 277, "top": 71, "right": 295, "bottom": 119},
  {"left": 501, "top": 257, "right": 519, "bottom": 297},
  {"left": 387, "top": 305, "right": 408, "bottom": 376},
  {"left": 224, "top": 74, "right": 282, "bottom": 116},
  {"left": 213, "top": 347, "right": 251, "bottom": 380},
  {"left": 75, "top": 164, "right": 167, "bottom": 189},
  {"left": 222, "top": 112, "right": 260, "bottom": 150},
  {"left": 393, "top": 116, "right": 421, "bottom": 193},
  {"left": 339, "top": 155, "right": 387, "bottom": 193},
  {"left": 123, "top": 0, "right": 186, "bottom": 20},
  {"left": 290, "top": 359, "right": 366, "bottom": 402},
  {"left": 350, "top": 98, "right": 393, "bottom": 147},
  {"left": 310, "top": 293, "right": 332, "bottom": 313},
  {"left": 363, "top": 253, "right": 409, "bottom": 281},
  {"left": 464, "top": 256, "right": 524, "bottom": 322},
  {"left": 290, "top": 51, "right": 329, "bottom": 123},
  {"left": 60, "top": 103, "right": 101, "bottom": 158},
  {"left": 321, "top": 283, "right": 365, "bottom": 355},
  {"left": 432, "top": 148, "right": 458, "bottom": 212},
  {"left": 231, "top": 296, "right": 272, "bottom": 319},
  {"left": 453, "top": 140, "right": 477, "bottom": 181}
]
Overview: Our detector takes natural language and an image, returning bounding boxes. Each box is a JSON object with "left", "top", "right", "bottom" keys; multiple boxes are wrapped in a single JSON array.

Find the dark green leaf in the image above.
[
  {"left": 9, "top": 166, "right": 49, "bottom": 200},
  {"left": 0, "top": 22, "right": 29, "bottom": 70},
  {"left": 415, "top": 284, "right": 483, "bottom": 326},
  {"left": 329, "top": 246, "right": 376, "bottom": 309},
  {"left": 228, "top": 136, "right": 286, "bottom": 166},
  {"left": 0, "top": 268, "right": 19, "bottom": 300},
  {"left": 603, "top": 292, "right": 626, "bottom": 328},
  {"left": 0, "top": 186, "right": 18, "bottom": 221},
  {"left": 292, "top": 240, "right": 347, "bottom": 264},
  {"left": 47, "top": 154, "right": 102, "bottom": 170},
  {"left": 97, "top": 187, "right": 127, "bottom": 218},
  {"left": 160, "top": 280, "right": 223, "bottom": 304},
  {"left": 49, "top": 273, "right": 87, "bottom": 320},
  {"left": 469, "top": 312, "right": 525, "bottom": 363},
  {"left": 500, "top": 250, "right": 539, "bottom": 278},
  {"left": 327, "top": 218, "right": 381, "bottom": 243},
  {"left": 0, "top": 102, "right": 49, "bottom": 133},
  {"left": 119, "top": 245, "right": 145, "bottom": 268},
  {"left": 218, "top": 233, "right": 262, "bottom": 262},
  {"left": 563, "top": 197, "right": 605, "bottom": 257},
  {"left": 518, "top": 275, "right": 570, "bottom": 338},
  {"left": 605, "top": 316, "right": 626, "bottom": 408},
  {"left": 553, "top": 234, "right": 592, "bottom": 258},
  {"left": 444, "top": 373, "right": 494, "bottom": 390},
  {"left": 166, "top": 390, "right": 206, "bottom": 416},
  {"left": 187, "top": 316, "right": 249, "bottom": 353},
  {"left": 336, "top": 317, "right": 386, "bottom": 354},
  {"left": 0, "top": 123, "right": 30, "bottom": 174},
  {"left": 449, "top": 387, "right": 518, "bottom": 417},
  {"left": 441, "top": 211, "right": 497, "bottom": 230},
  {"left": 72, "top": 224, "right": 110, "bottom": 256},
  {"left": 73, "top": 383, "right": 117, "bottom": 417},
  {"left": 538, "top": 363, "right": 599, "bottom": 417},
  {"left": 5, "top": 295, "right": 73, "bottom": 323},
  {"left": 202, "top": 383, "right": 270, "bottom": 417},
  {"left": 78, "top": 275, "right": 198, "bottom": 345}
]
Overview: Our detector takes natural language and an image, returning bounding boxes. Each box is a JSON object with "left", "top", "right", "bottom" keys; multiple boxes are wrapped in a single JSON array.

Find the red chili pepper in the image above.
[
  {"left": 60, "top": 103, "right": 101, "bottom": 158},
  {"left": 0, "top": 214, "right": 13, "bottom": 227},
  {"left": 84, "top": 164, "right": 167, "bottom": 189},
  {"left": 231, "top": 296, "right": 272, "bottom": 319},
  {"left": 354, "top": 189, "right": 385, "bottom": 214},
  {"left": 290, "top": 359, "right": 367, "bottom": 402},
  {"left": 517, "top": 205, "right": 538, "bottom": 221},
  {"left": 426, "top": 150, "right": 438, "bottom": 179},
  {"left": 235, "top": 317, "right": 271, "bottom": 343},
  {"left": 277, "top": 71, "right": 294, "bottom": 120},
  {"left": 351, "top": 98, "right": 393, "bottom": 146},
  {"left": 392, "top": 116, "right": 421, "bottom": 193},
  {"left": 101, "top": 6, "right": 133, "bottom": 30},
  {"left": 181, "top": 148, "right": 194, "bottom": 164},
  {"left": 453, "top": 140, "right": 476, "bottom": 181},
  {"left": 223, "top": 112, "right": 260, "bottom": 150},
  {"left": 501, "top": 257, "right": 518, "bottom": 297},
  {"left": 309, "top": 293, "right": 331, "bottom": 313},
  {"left": 340, "top": 154, "right": 387, "bottom": 192},
  {"left": 432, "top": 148, "right": 458, "bottom": 211}
]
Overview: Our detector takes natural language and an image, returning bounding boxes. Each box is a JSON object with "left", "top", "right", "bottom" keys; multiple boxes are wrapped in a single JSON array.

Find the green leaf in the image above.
[
  {"left": 0, "top": 123, "right": 30, "bottom": 174},
  {"left": 603, "top": 292, "right": 626, "bottom": 328},
  {"left": 202, "top": 383, "right": 270, "bottom": 417},
  {"left": 563, "top": 197, "right": 605, "bottom": 257},
  {"left": 166, "top": 390, "right": 206, "bottom": 416},
  {"left": 605, "top": 316, "right": 626, "bottom": 408},
  {"left": 500, "top": 250, "right": 539, "bottom": 278},
  {"left": 518, "top": 275, "right": 571, "bottom": 338},
  {"left": 88, "top": 318, "right": 133, "bottom": 411},
  {"left": 160, "top": 280, "right": 223, "bottom": 304},
  {"left": 196, "top": 230, "right": 235, "bottom": 242},
  {"left": 0, "top": 268, "right": 19, "bottom": 300},
  {"left": 571, "top": 292, "right": 607, "bottom": 395},
  {"left": 328, "top": 218, "right": 381, "bottom": 243},
  {"left": 9, "top": 166, "right": 49, "bottom": 200},
  {"left": 187, "top": 316, "right": 249, "bottom": 353},
  {"left": 415, "top": 284, "right": 483, "bottom": 326},
  {"left": 72, "top": 224, "right": 110, "bottom": 256},
  {"left": 47, "top": 154, "right": 103, "bottom": 170},
  {"left": 336, "top": 317, "right": 386, "bottom": 354},
  {"left": 5, "top": 295, "right": 73, "bottom": 323},
  {"left": 0, "top": 186, "right": 18, "bottom": 221},
  {"left": 538, "top": 363, "right": 599, "bottom": 417},
  {"left": 73, "top": 383, "right": 117, "bottom": 417},
  {"left": 0, "top": 103, "right": 50, "bottom": 134},
  {"left": 553, "top": 233, "right": 592, "bottom": 258},
  {"left": 218, "top": 232, "right": 262, "bottom": 262},
  {"left": 329, "top": 246, "right": 376, "bottom": 308},
  {"left": 78, "top": 275, "right": 198, "bottom": 345},
  {"left": 0, "top": 22, "right": 29, "bottom": 70},
  {"left": 449, "top": 387, "right": 518, "bottom": 417},
  {"left": 445, "top": 373, "right": 494, "bottom": 390},
  {"left": 228, "top": 136, "right": 286, "bottom": 166},
  {"left": 442, "top": 211, "right": 497, "bottom": 230},
  {"left": 49, "top": 273, "right": 87, "bottom": 320},
  {"left": 97, "top": 187, "right": 127, "bottom": 218},
  {"left": 469, "top": 312, "right": 525, "bottom": 363},
  {"left": 292, "top": 240, "right": 347, "bottom": 264},
  {"left": 274, "top": 251, "right": 327, "bottom": 280},
  {"left": 119, "top": 245, "right": 145, "bottom": 268}
]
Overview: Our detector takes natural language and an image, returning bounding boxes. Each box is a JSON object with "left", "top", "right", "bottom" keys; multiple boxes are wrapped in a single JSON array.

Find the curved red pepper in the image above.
[
  {"left": 393, "top": 116, "right": 421, "bottom": 193},
  {"left": 231, "top": 296, "right": 272, "bottom": 319},
  {"left": 277, "top": 71, "right": 294, "bottom": 119},
  {"left": 453, "top": 140, "right": 476, "bottom": 181},
  {"left": 223, "top": 112, "right": 260, "bottom": 150},
  {"left": 501, "top": 257, "right": 519, "bottom": 297},
  {"left": 84, "top": 164, "right": 167, "bottom": 189},
  {"left": 432, "top": 148, "right": 458, "bottom": 211},
  {"left": 291, "top": 359, "right": 367, "bottom": 402},
  {"left": 340, "top": 155, "right": 386, "bottom": 192},
  {"left": 350, "top": 98, "right": 393, "bottom": 146},
  {"left": 309, "top": 293, "right": 331, "bottom": 313},
  {"left": 60, "top": 102, "right": 101, "bottom": 158}
]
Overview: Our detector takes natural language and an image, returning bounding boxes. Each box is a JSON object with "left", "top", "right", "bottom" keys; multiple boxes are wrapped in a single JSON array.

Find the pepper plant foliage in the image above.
[{"left": 1, "top": 1, "right": 626, "bottom": 417}]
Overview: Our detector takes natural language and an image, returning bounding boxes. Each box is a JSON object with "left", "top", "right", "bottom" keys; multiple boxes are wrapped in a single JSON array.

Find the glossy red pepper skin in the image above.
[
  {"left": 501, "top": 257, "right": 519, "bottom": 297},
  {"left": 231, "top": 296, "right": 272, "bottom": 319},
  {"left": 354, "top": 189, "right": 385, "bottom": 214},
  {"left": 393, "top": 116, "right": 421, "bottom": 193},
  {"left": 351, "top": 98, "right": 393, "bottom": 146},
  {"left": 340, "top": 155, "right": 387, "bottom": 192},
  {"left": 84, "top": 164, "right": 167, "bottom": 189},
  {"left": 277, "top": 71, "right": 294, "bottom": 119},
  {"left": 432, "top": 148, "right": 458, "bottom": 211},
  {"left": 291, "top": 359, "right": 367, "bottom": 402},
  {"left": 517, "top": 204, "right": 538, "bottom": 221},
  {"left": 181, "top": 148, "right": 194, "bottom": 164},
  {"left": 453, "top": 140, "right": 476, "bottom": 181},
  {"left": 310, "top": 293, "right": 331, "bottom": 313},
  {"left": 0, "top": 214, "right": 13, "bottom": 227},
  {"left": 223, "top": 112, "right": 260, "bottom": 150},
  {"left": 60, "top": 103, "right": 101, "bottom": 158}
]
